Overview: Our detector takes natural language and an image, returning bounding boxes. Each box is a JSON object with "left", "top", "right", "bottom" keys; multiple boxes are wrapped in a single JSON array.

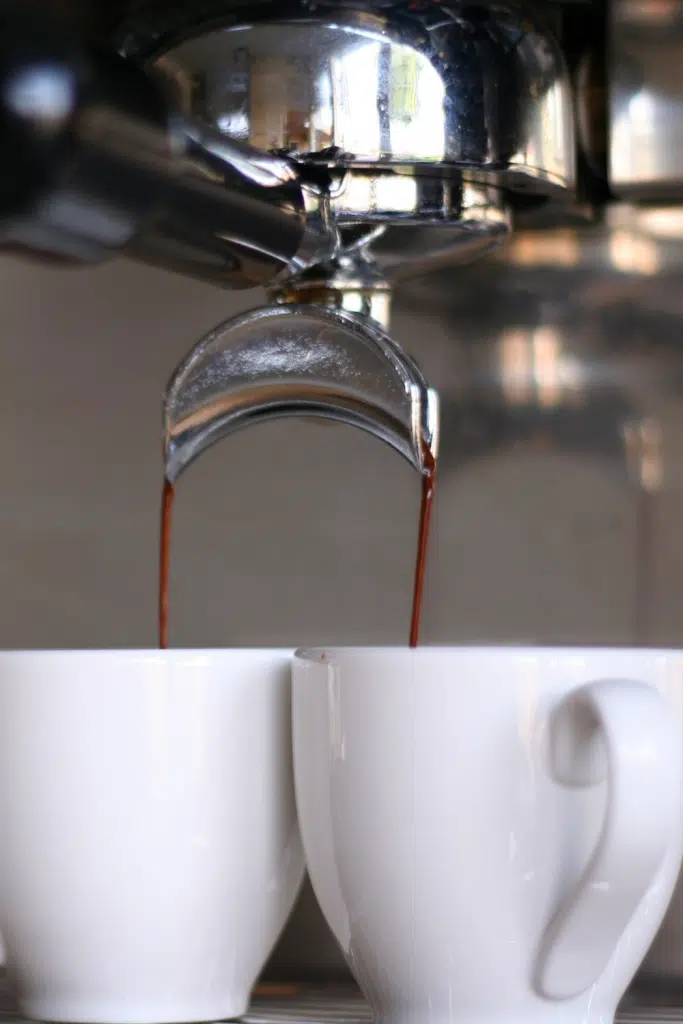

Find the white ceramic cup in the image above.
[
  {"left": 0, "top": 649, "right": 304, "bottom": 1024},
  {"left": 293, "top": 646, "right": 683, "bottom": 1024}
]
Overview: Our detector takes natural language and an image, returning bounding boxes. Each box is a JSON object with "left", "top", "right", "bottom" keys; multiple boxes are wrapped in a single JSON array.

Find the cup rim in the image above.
[
  {"left": 294, "top": 644, "right": 683, "bottom": 663},
  {"left": 0, "top": 647, "right": 293, "bottom": 662}
]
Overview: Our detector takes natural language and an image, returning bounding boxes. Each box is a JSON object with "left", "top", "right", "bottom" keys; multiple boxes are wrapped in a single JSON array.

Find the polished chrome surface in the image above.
[
  {"left": 272, "top": 254, "right": 394, "bottom": 329},
  {"left": 163, "top": 303, "right": 439, "bottom": 482},
  {"left": 0, "top": 11, "right": 341, "bottom": 289},
  {"left": 610, "top": 0, "right": 683, "bottom": 200},
  {"left": 329, "top": 177, "right": 511, "bottom": 273},
  {"left": 153, "top": 4, "right": 575, "bottom": 195},
  {"left": 131, "top": 114, "right": 337, "bottom": 288},
  {"left": 0, "top": 974, "right": 673, "bottom": 1023},
  {"left": 315, "top": 175, "right": 510, "bottom": 230},
  {"left": 297, "top": 176, "right": 511, "bottom": 283},
  {"left": 372, "top": 220, "right": 510, "bottom": 286}
]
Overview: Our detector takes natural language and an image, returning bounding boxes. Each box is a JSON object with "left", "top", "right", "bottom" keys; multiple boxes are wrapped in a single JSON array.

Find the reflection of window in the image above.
[
  {"left": 330, "top": 36, "right": 445, "bottom": 159},
  {"left": 508, "top": 232, "right": 580, "bottom": 268},
  {"left": 622, "top": 419, "right": 664, "bottom": 492},
  {"left": 390, "top": 51, "right": 420, "bottom": 122},
  {"left": 634, "top": 206, "right": 683, "bottom": 239},
  {"left": 313, "top": 69, "right": 334, "bottom": 150},
  {"left": 500, "top": 327, "right": 583, "bottom": 408},
  {"left": 339, "top": 174, "right": 417, "bottom": 215},
  {"left": 609, "top": 230, "right": 660, "bottom": 276},
  {"left": 331, "top": 42, "right": 382, "bottom": 155},
  {"left": 390, "top": 46, "right": 445, "bottom": 159}
]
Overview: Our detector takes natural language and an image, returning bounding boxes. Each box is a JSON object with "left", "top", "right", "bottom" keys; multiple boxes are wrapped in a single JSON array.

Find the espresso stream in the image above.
[
  {"left": 158, "top": 450, "right": 436, "bottom": 649},
  {"left": 409, "top": 446, "right": 436, "bottom": 648},
  {"left": 158, "top": 477, "right": 174, "bottom": 650}
]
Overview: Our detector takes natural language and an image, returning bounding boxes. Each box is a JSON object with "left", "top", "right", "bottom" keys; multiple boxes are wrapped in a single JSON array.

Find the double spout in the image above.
[{"left": 163, "top": 303, "right": 440, "bottom": 481}]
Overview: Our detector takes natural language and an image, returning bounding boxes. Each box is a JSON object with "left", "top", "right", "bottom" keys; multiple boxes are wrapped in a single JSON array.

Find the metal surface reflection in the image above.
[
  {"left": 164, "top": 303, "right": 439, "bottom": 482},
  {"left": 610, "top": 0, "right": 683, "bottom": 199},
  {"left": 152, "top": 3, "right": 575, "bottom": 195}
]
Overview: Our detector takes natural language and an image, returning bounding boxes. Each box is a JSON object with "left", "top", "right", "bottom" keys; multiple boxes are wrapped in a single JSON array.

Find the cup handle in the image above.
[{"left": 534, "top": 678, "right": 682, "bottom": 1001}]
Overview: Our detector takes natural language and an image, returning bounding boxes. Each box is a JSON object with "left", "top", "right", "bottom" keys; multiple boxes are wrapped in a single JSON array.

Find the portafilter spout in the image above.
[{"left": 163, "top": 304, "right": 439, "bottom": 482}]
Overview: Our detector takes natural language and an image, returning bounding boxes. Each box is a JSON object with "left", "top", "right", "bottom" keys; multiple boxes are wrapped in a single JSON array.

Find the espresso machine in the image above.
[{"left": 3, "top": 0, "right": 683, "bottom": 1012}]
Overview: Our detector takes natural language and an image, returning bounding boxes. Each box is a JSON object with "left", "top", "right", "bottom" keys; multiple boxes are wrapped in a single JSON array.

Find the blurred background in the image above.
[{"left": 2, "top": 224, "right": 683, "bottom": 653}]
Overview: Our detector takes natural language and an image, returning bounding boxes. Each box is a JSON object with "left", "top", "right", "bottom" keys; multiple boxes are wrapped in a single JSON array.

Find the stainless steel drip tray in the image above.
[
  {"left": 246, "top": 988, "right": 370, "bottom": 1024},
  {"left": 0, "top": 980, "right": 681, "bottom": 1024},
  {"left": 245, "top": 991, "right": 683, "bottom": 1024},
  {"left": 0, "top": 981, "right": 372, "bottom": 1024}
]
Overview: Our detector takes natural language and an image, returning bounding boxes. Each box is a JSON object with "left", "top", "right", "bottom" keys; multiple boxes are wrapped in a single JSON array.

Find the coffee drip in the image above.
[
  {"left": 158, "top": 303, "right": 439, "bottom": 649},
  {"left": 409, "top": 447, "right": 437, "bottom": 648},
  {"left": 159, "top": 478, "right": 174, "bottom": 651},
  {"left": 158, "top": 451, "right": 436, "bottom": 650}
]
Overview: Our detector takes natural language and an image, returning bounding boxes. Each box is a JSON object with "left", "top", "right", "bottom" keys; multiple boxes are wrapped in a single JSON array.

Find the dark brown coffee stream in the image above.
[
  {"left": 409, "top": 446, "right": 437, "bottom": 648},
  {"left": 159, "top": 477, "right": 174, "bottom": 650},
  {"left": 159, "top": 448, "right": 436, "bottom": 649}
]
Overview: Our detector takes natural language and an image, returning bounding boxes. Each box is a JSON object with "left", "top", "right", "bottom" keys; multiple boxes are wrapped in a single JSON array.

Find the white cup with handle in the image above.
[
  {"left": 293, "top": 646, "right": 683, "bottom": 1024},
  {"left": 0, "top": 648, "right": 304, "bottom": 1024}
]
